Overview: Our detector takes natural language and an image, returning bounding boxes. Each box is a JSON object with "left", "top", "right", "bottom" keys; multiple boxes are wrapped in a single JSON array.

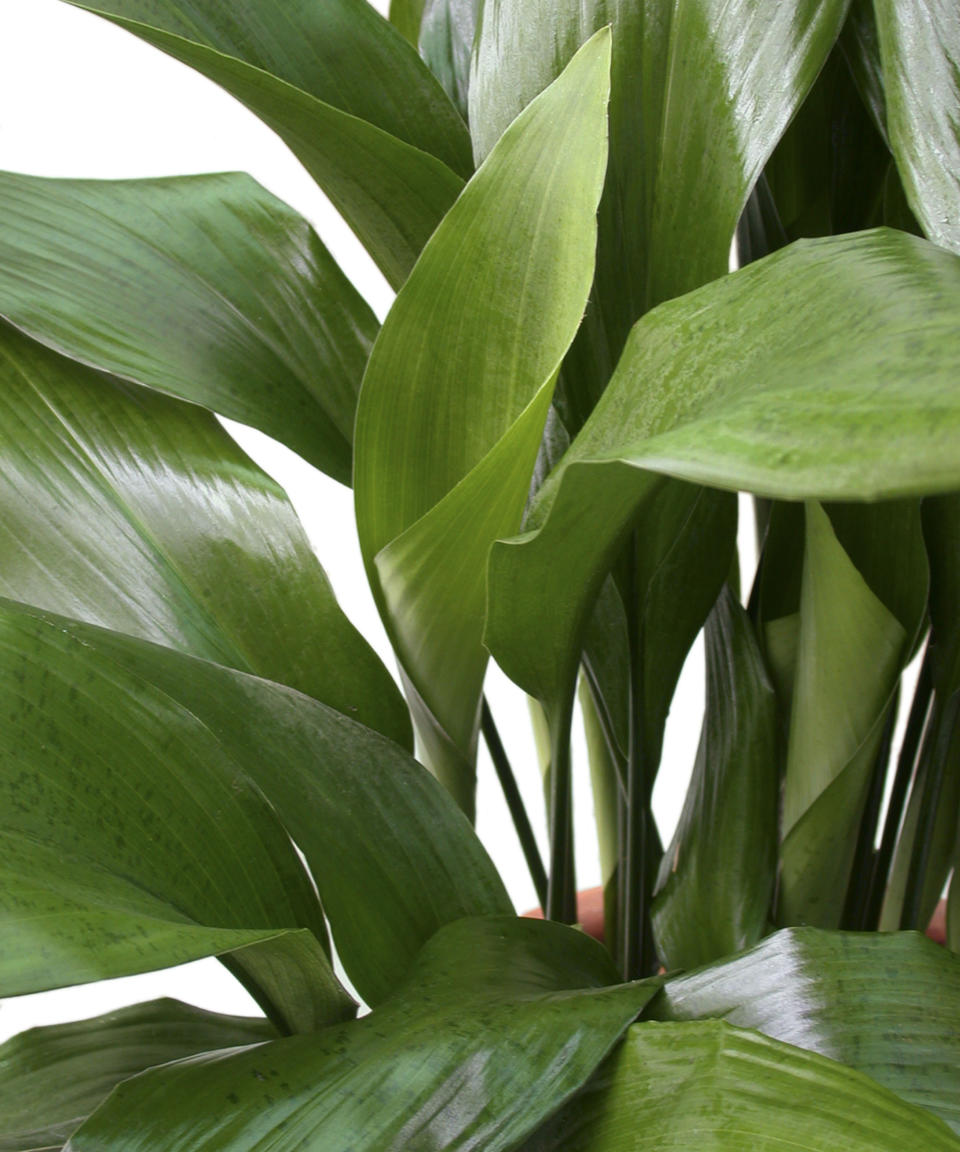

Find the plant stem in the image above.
[
  {"left": 900, "top": 690, "right": 958, "bottom": 929},
  {"left": 621, "top": 537, "right": 651, "bottom": 980},
  {"left": 481, "top": 696, "right": 548, "bottom": 910},
  {"left": 864, "top": 650, "right": 933, "bottom": 928},
  {"left": 546, "top": 690, "right": 577, "bottom": 924},
  {"left": 841, "top": 690, "right": 898, "bottom": 930}
]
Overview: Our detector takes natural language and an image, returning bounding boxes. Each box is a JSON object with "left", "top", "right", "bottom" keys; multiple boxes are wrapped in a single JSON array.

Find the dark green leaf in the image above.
[
  {"left": 924, "top": 495, "right": 960, "bottom": 697},
  {"left": 839, "top": 0, "right": 889, "bottom": 143},
  {"left": 649, "top": 927, "right": 960, "bottom": 1135},
  {"left": 0, "top": 321, "right": 411, "bottom": 749},
  {"left": 68, "top": 918, "right": 662, "bottom": 1151},
  {"left": 652, "top": 586, "right": 778, "bottom": 969},
  {"left": 0, "top": 170, "right": 376, "bottom": 484},
  {"left": 875, "top": 0, "right": 960, "bottom": 253},
  {"left": 72, "top": 0, "right": 467, "bottom": 287},
  {"left": 354, "top": 31, "right": 612, "bottom": 813},
  {"left": 419, "top": 0, "right": 481, "bottom": 120},
  {"left": 389, "top": 0, "right": 427, "bottom": 44},
  {"left": 0, "top": 999, "right": 276, "bottom": 1152}
]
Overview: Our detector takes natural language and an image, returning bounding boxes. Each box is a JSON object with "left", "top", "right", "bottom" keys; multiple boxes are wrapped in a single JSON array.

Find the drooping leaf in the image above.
[
  {"left": 875, "top": 0, "right": 960, "bottom": 253},
  {"left": 354, "top": 31, "right": 612, "bottom": 813},
  {"left": 485, "top": 232, "right": 960, "bottom": 723},
  {"left": 0, "top": 170, "right": 376, "bottom": 484},
  {"left": 526, "top": 1019, "right": 960, "bottom": 1151},
  {"left": 419, "top": 0, "right": 481, "bottom": 120},
  {"left": 68, "top": 918, "right": 662, "bottom": 1152},
  {"left": 0, "top": 999, "right": 276, "bottom": 1152},
  {"left": 652, "top": 586, "right": 778, "bottom": 969},
  {"left": 0, "top": 321, "right": 411, "bottom": 749},
  {"left": 648, "top": 927, "right": 960, "bottom": 1135},
  {"left": 0, "top": 599, "right": 358, "bottom": 1033},
  {"left": 71, "top": 0, "right": 468, "bottom": 287}
]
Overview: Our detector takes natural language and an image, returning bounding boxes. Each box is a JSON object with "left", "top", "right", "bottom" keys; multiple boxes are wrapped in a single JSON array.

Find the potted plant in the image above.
[{"left": 0, "top": 0, "right": 958, "bottom": 1148}]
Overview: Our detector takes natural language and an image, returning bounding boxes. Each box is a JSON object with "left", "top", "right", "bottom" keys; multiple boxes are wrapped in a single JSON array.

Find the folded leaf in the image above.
[
  {"left": 0, "top": 999, "right": 276, "bottom": 1151},
  {"left": 652, "top": 586, "right": 778, "bottom": 969},
  {"left": 0, "top": 321, "right": 410, "bottom": 749},
  {"left": 0, "top": 170, "right": 376, "bottom": 484},
  {"left": 0, "top": 601, "right": 510, "bottom": 1008},
  {"left": 525, "top": 1018, "right": 960, "bottom": 1150},
  {"left": 68, "top": 918, "right": 662, "bottom": 1152},
  {"left": 72, "top": 1, "right": 466, "bottom": 286},
  {"left": 649, "top": 927, "right": 960, "bottom": 1135},
  {"left": 354, "top": 30, "right": 612, "bottom": 812},
  {"left": 875, "top": 0, "right": 960, "bottom": 253},
  {"left": 486, "top": 231, "right": 960, "bottom": 718}
]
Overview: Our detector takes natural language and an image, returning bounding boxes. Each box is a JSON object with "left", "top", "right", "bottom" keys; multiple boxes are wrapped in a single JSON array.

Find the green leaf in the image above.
[
  {"left": 839, "top": 0, "right": 889, "bottom": 143},
  {"left": 354, "top": 30, "right": 612, "bottom": 812},
  {"left": 0, "top": 599, "right": 359, "bottom": 1032},
  {"left": 389, "top": 0, "right": 427, "bottom": 44},
  {"left": 0, "top": 999, "right": 276, "bottom": 1152},
  {"left": 0, "top": 170, "right": 376, "bottom": 485},
  {"left": 419, "top": 0, "right": 481, "bottom": 120},
  {"left": 652, "top": 586, "right": 778, "bottom": 970},
  {"left": 68, "top": 918, "right": 662, "bottom": 1152},
  {"left": 486, "top": 231, "right": 960, "bottom": 713},
  {"left": 925, "top": 495, "right": 960, "bottom": 697},
  {"left": 648, "top": 927, "right": 960, "bottom": 1135},
  {"left": 0, "top": 601, "right": 510, "bottom": 1008},
  {"left": 526, "top": 1018, "right": 960, "bottom": 1151},
  {"left": 72, "top": 0, "right": 468, "bottom": 287},
  {"left": 0, "top": 321, "right": 411, "bottom": 749},
  {"left": 950, "top": 860, "right": 959, "bottom": 951},
  {"left": 779, "top": 502, "right": 923, "bottom": 926},
  {"left": 875, "top": 0, "right": 960, "bottom": 253}
]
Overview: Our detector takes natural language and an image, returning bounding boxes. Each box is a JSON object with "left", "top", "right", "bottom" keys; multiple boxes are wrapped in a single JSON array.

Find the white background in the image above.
[{"left": 0, "top": 0, "right": 725, "bottom": 1041}]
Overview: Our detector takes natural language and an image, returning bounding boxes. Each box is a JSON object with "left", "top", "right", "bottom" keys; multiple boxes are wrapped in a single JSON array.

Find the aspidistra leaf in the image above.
[
  {"left": 0, "top": 170, "right": 376, "bottom": 484},
  {"left": 0, "top": 322, "right": 411, "bottom": 749},
  {"left": 419, "top": 0, "right": 481, "bottom": 119},
  {"left": 354, "top": 30, "right": 612, "bottom": 812}
]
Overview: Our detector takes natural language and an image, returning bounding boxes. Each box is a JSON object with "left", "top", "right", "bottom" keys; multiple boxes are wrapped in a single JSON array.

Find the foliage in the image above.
[{"left": 1, "top": 0, "right": 959, "bottom": 1147}]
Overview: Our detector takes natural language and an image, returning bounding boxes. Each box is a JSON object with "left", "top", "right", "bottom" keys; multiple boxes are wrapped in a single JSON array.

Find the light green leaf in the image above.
[
  {"left": 0, "top": 599, "right": 357, "bottom": 1033},
  {"left": 0, "top": 321, "right": 411, "bottom": 749},
  {"left": 0, "top": 999, "right": 276, "bottom": 1152},
  {"left": 649, "top": 927, "right": 960, "bottom": 1135},
  {"left": 526, "top": 1019, "right": 960, "bottom": 1151},
  {"left": 652, "top": 586, "right": 778, "bottom": 969},
  {"left": 354, "top": 30, "right": 612, "bottom": 812},
  {"left": 419, "top": 0, "right": 481, "bottom": 119},
  {"left": 0, "top": 601, "right": 510, "bottom": 1008},
  {"left": 486, "top": 231, "right": 960, "bottom": 715},
  {"left": 875, "top": 0, "right": 960, "bottom": 253},
  {"left": 72, "top": 0, "right": 468, "bottom": 287},
  {"left": 68, "top": 918, "right": 662, "bottom": 1152},
  {"left": 0, "top": 170, "right": 376, "bottom": 485},
  {"left": 389, "top": 0, "right": 427, "bottom": 44}
]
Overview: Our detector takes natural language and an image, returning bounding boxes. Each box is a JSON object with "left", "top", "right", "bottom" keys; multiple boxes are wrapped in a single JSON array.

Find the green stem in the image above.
[
  {"left": 481, "top": 696, "right": 548, "bottom": 910},
  {"left": 545, "top": 689, "right": 577, "bottom": 923}
]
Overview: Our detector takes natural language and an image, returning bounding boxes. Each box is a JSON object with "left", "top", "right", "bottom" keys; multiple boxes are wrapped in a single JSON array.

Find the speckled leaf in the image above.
[
  {"left": 0, "top": 170, "right": 376, "bottom": 484},
  {"left": 354, "top": 31, "right": 611, "bottom": 814},
  {"left": 875, "top": 0, "right": 960, "bottom": 253},
  {"left": 524, "top": 1018, "right": 960, "bottom": 1151},
  {"left": 648, "top": 927, "right": 960, "bottom": 1135},
  {"left": 2, "top": 602, "right": 510, "bottom": 1007},
  {"left": 0, "top": 999, "right": 276, "bottom": 1152},
  {"left": 0, "top": 321, "right": 411, "bottom": 749},
  {"left": 68, "top": 918, "right": 662, "bottom": 1152},
  {"left": 72, "top": 0, "right": 468, "bottom": 287}
]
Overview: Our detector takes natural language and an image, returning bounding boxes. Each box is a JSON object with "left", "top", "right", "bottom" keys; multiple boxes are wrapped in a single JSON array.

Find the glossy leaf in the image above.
[
  {"left": 486, "top": 231, "right": 960, "bottom": 715},
  {"left": 68, "top": 918, "right": 662, "bottom": 1151},
  {"left": 526, "top": 1019, "right": 960, "bottom": 1150},
  {"left": 0, "top": 321, "right": 411, "bottom": 749},
  {"left": 419, "top": 0, "right": 481, "bottom": 119},
  {"left": 73, "top": 0, "right": 467, "bottom": 287},
  {"left": 354, "top": 31, "right": 612, "bottom": 812},
  {"left": 0, "top": 598, "right": 359, "bottom": 1033},
  {"left": 875, "top": 0, "right": 960, "bottom": 253},
  {"left": 649, "top": 927, "right": 960, "bottom": 1134},
  {"left": 0, "top": 999, "right": 276, "bottom": 1151},
  {"left": 0, "top": 169, "right": 376, "bottom": 484},
  {"left": 840, "top": 0, "right": 889, "bottom": 143},
  {"left": 1, "top": 601, "right": 511, "bottom": 1008},
  {"left": 652, "top": 586, "right": 778, "bottom": 969}
]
